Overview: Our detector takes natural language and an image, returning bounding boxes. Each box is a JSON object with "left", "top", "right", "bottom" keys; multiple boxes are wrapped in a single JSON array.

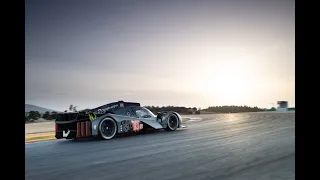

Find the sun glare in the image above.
[{"left": 195, "top": 51, "right": 255, "bottom": 105}]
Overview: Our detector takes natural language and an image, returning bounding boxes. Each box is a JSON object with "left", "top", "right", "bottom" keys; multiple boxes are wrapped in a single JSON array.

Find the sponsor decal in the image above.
[
  {"left": 97, "top": 104, "right": 118, "bottom": 114},
  {"left": 131, "top": 120, "right": 142, "bottom": 132},
  {"left": 63, "top": 129, "right": 70, "bottom": 137},
  {"left": 89, "top": 113, "right": 97, "bottom": 121}
]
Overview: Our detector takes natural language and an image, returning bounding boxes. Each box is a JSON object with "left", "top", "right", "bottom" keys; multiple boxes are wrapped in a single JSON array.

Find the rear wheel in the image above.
[
  {"left": 99, "top": 118, "right": 117, "bottom": 140},
  {"left": 166, "top": 114, "right": 179, "bottom": 131}
]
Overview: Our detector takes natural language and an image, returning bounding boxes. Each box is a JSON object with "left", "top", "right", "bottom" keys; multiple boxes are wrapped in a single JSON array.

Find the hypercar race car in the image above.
[{"left": 55, "top": 101, "right": 183, "bottom": 140}]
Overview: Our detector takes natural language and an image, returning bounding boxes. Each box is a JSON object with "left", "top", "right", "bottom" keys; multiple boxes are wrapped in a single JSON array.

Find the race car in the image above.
[{"left": 55, "top": 101, "right": 183, "bottom": 140}]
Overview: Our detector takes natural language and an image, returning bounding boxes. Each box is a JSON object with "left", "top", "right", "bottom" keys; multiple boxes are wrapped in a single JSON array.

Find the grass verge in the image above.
[{"left": 25, "top": 133, "right": 56, "bottom": 143}]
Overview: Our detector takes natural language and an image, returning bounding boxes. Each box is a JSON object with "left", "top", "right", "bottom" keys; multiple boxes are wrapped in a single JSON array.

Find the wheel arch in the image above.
[
  {"left": 171, "top": 112, "right": 182, "bottom": 128},
  {"left": 163, "top": 112, "right": 182, "bottom": 128},
  {"left": 164, "top": 112, "right": 181, "bottom": 131},
  {"left": 90, "top": 115, "right": 117, "bottom": 136},
  {"left": 98, "top": 116, "right": 118, "bottom": 139}
]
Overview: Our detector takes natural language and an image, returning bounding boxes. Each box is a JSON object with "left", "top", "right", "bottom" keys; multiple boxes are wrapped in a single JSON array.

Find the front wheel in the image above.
[
  {"left": 165, "top": 114, "right": 179, "bottom": 131},
  {"left": 99, "top": 118, "right": 117, "bottom": 140}
]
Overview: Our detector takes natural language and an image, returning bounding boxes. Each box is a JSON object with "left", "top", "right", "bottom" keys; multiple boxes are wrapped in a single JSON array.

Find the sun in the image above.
[
  {"left": 197, "top": 62, "right": 253, "bottom": 105},
  {"left": 189, "top": 47, "right": 258, "bottom": 105}
]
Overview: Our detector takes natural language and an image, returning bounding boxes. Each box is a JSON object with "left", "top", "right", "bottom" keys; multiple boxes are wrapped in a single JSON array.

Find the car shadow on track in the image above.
[{"left": 57, "top": 128, "right": 187, "bottom": 144}]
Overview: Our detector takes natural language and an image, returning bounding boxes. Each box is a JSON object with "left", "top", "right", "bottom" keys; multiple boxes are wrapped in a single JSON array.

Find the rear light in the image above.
[
  {"left": 86, "top": 121, "right": 89, "bottom": 137},
  {"left": 76, "top": 121, "right": 91, "bottom": 138},
  {"left": 81, "top": 122, "right": 85, "bottom": 137},
  {"left": 77, "top": 122, "right": 81, "bottom": 137},
  {"left": 55, "top": 124, "right": 58, "bottom": 132}
]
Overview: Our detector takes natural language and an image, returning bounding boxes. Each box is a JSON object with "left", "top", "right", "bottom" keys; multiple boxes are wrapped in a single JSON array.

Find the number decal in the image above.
[{"left": 131, "top": 120, "right": 142, "bottom": 132}]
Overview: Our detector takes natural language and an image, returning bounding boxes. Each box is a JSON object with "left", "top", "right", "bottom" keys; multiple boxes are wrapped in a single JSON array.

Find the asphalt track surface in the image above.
[{"left": 26, "top": 112, "right": 295, "bottom": 180}]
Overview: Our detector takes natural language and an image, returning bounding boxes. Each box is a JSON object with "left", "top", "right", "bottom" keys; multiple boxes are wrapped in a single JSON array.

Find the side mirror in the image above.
[{"left": 156, "top": 112, "right": 163, "bottom": 123}]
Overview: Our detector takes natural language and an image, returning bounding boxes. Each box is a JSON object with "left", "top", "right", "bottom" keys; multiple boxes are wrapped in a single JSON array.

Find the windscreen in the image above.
[{"left": 135, "top": 107, "right": 156, "bottom": 118}]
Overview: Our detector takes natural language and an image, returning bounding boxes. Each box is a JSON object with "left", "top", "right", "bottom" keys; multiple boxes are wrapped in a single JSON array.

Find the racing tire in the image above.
[
  {"left": 99, "top": 117, "right": 117, "bottom": 140},
  {"left": 165, "top": 114, "right": 179, "bottom": 131}
]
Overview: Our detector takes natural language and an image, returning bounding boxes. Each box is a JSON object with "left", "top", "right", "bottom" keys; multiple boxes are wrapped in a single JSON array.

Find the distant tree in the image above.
[
  {"left": 51, "top": 111, "right": 58, "bottom": 120},
  {"left": 73, "top": 106, "right": 78, "bottom": 112},
  {"left": 69, "top": 104, "right": 78, "bottom": 112},
  {"left": 187, "top": 108, "right": 193, "bottom": 114},
  {"left": 203, "top": 105, "right": 264, "bottom": 113},
  {"left": 28, "top": 111, "right": 41, "bottom": 120},
  {"left": 64, "top": 110, "right": 67, "bottom": 112},
  {"left": 144, "top": 105, "right": 264, "bottom": 115},
  {"left": 25, "top": 116, "right": 29, "bottom": 123},
  {"left": 42, "top": 111, "right": 51, "bottom": 120}
]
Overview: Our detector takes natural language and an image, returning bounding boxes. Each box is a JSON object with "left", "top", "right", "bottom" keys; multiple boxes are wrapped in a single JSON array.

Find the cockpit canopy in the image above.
[{"left": 134, "top": 107, "right": 156, "bottom": 118}]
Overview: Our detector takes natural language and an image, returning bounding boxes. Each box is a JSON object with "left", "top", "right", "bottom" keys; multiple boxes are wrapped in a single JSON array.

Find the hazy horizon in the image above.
[{"left": 25, "top": 0, "right": 295, "bottom": 111}]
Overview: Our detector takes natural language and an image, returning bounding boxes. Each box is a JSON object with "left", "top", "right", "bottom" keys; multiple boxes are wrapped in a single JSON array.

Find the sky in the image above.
[{"left": 25, "top": 0, "right": 295, "bottom": 111}]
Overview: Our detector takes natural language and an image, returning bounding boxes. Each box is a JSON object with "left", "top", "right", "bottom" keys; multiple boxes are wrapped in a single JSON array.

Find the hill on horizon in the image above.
[{"left": 25, "top": 104, "right": 58, "bottom": 114}]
